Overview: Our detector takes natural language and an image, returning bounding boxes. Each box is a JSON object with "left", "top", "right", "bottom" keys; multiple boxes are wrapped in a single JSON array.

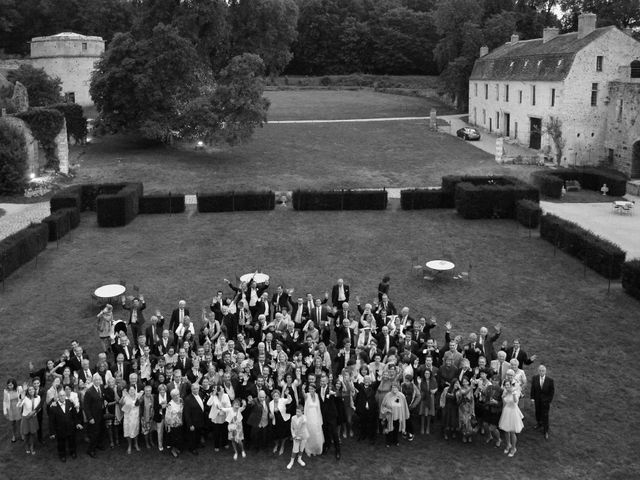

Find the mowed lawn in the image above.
[
  {"left": 1, "top": 207, "right": 639, "bottom": 479},
  {"left": 73, "top": 90, "right": 535, "bottom": 192}
]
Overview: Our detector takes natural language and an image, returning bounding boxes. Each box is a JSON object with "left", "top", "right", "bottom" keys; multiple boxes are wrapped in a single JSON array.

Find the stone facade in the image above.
[
  {"left": 30, "top": 32, "right": 104, "bottom": 106},
  {"left": 469, "top": 14, "right": 640, "bottom": 171},
  {"left": 604, "top": 80, "right": 640, "bottom": 177}
]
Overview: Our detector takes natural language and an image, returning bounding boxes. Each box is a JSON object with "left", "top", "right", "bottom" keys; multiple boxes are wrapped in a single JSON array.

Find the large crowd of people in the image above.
[{"left": 3, "top": 275, "right": 555, "bottom": 466}]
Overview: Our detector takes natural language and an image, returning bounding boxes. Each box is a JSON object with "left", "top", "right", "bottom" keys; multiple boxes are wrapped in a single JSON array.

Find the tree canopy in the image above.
[{"left": 6, "top": 64, "right": 62, "bottom": 107}]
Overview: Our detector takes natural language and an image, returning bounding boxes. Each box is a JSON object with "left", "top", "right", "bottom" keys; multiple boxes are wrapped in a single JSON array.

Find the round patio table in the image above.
[
  {"left": 239, "top": 273, "right": 270, "bottom": 284},
  {"left": 94, "top": 284, "right": 126, "bottom": 299},
  {"left": 426, "top": 260, "right": 455, "bottom": 271}
]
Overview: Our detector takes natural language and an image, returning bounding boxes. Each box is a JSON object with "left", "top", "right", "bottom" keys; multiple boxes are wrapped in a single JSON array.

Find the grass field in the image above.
[
  {"left": 73, "top": 90, "right": 536, "bottom": 193},
  {"left": 1, "top": 207, "right": 640, "bottom": 479}
]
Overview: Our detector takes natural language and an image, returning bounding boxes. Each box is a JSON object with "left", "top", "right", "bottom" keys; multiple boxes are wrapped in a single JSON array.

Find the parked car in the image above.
[{"left": 456, "top": 127, "right": 481, "bottom": 141}]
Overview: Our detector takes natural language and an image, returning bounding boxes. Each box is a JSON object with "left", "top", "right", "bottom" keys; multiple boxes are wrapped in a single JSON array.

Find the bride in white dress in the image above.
[{"left": 304, "top": 384, "right": 324, "bottom": 456}]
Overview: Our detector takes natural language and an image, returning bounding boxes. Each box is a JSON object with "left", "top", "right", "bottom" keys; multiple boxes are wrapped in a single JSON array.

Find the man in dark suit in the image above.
[
  {"left": 506, "top": 339, "right": 537, "bottom": 369},
  {"left": 246, "top": 389, "right": 270, "bottom": 451},
  {"left": 335, "top": 317, "right": 356, "bottom": 350},
  {"left": 183, "top": 383, "right": 207, "bottom": 454},
  {"left": 220, "top": 305, "right": 239, "bottom": 341},
  {"left": 530, "top": 365, "right": 555, "bottom": 439},
  {"left": 169, "top": 300, "right": 189, "bottom": 335},
  {"left": 334, "top": 339, "right": 356, "bottom": 375},
  {"left": 154, "top": 330, "right": 173, "bottom": 358},
  {"left": 166, "top": 369, "right": 192, "bottom": 399},
  {"left": 254, "top": 292, "right": 272, "bottom": 321},
  {"left": 319, "top": 374, "right": 341, "bottom": 459},
  {"left": 478, "top": 324, "right": 501, "bottom": 360},
  {"left": 68, "top": 346, "right": 89, "bottom": 374},
  {"left": 377, "top": 294, "right": 397, "bottom": 316},
  {"left": 463, "top": 333, "right": 484, "bottom": 368},
  {"left": 354, "top": 376, "right": 378, "bottom": 443},
  {"left": 310, "top": 298, "right": 333, "bottom": 345},
  {"left": 83, "top": 374, "right": 105, "bottom": 457},
  {"left": 122, "top": 296, "right": 146, "bottom": 346},
  {"left": 112, "top": 336, "right": 134, "bottom": 363},
  {"left": 271, "top": 285, "right": 290, "bottom": 314},
  {"left": 145, "top": 314, "right": 165, "bottom": 349},
  {"left": 331, "top": 279, "right": 350, "bottom": 310},
  {"left": 376, "top": 326, "right": 396, "bottom": 357},
  {"left": 49, "top": 389, "right": 83, "bottom": 462},
  {"left": 111, "top": 353, "right": 131, "bottom": 381},
  {"left": 288, "top": 296, "right": 308, "bottom": 330}
]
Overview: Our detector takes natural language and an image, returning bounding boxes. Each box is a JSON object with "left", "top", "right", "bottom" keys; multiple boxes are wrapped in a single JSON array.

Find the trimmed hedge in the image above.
[
  {"left": 96, "top": 183, "right": 143, "bottom": 227},
  {"left": 50, "top": 185, "right": 83, "bottom": 212},
  {"left": 60, "top": 207, "right": 81, "bottom": 229},
  {"left": 531, "top": 168, "right": 627, "bottom": 198},
  {"left": 516, "top": 199, "right": 542, "bottom": 229},
  {"left": 41, "top": 210, "right": 72, "bottom": 241},
  {"left": 540, "top": 214, "right": 626, "bottom": 279},
  {"left": 622, "top": 260, "right": 640, "bottom": 301},
  {"left": 0, "top": 223, "right": 48, "bottom": 279},
  {"left": 292, "top": 189, "right": 388, "bottom": 210},
  {"left": 197, "top": 191, "right": 275, "bottom": 212},
  {"left": 51, "top": 183, "right": 144, "bottom": 212},
  {"left": 140, "top": 193, "right": 186, "bottom": 214},
  {"left": 400, "top": 189, "right": 452, "bottom": 209},
  {"left": 451, "top": 176, "right": 539, "bottom": 219}
]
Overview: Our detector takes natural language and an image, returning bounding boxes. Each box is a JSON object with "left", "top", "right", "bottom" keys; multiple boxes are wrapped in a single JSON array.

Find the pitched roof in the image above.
[
  {"left": 470, "top": 26, "right": 616, "bottom": 81},
  {"left": 31, "top": 32, "right": 103, "bottom": 43}
]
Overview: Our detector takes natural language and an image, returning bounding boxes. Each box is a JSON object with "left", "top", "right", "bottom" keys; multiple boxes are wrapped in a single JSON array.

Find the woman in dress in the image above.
[
  {"left": 269, "top": 389, "right": 292, "bottom": 455},
  {"left": 207, "top": 385, "right": 232, "bottom": 452},
  {"left": 104, "top": 377, "right": 120, "bottom": 448},
  {"left": 499, "top": 381, "right": 524, "bottom": 457},
  {"left": 154, "top": 383, "right": 168, "bottom": 451},
  {"left": 442, "top": 379, "right": 460, "bottom": 440},
  {"left": 17, "top": 384, "right": 41, "bottom": 454},
  {"left": 120, "top": 385, "right": 142, "bottom": 454},
  {"left": 28, "top": 359, "right": 63, "bottom": 388},
  {"left": 227, "top": 398, "right": 247, "bottom": 460},
  {"left": 417, "top": 368, "right": 438, "bottom": 434},
  {"left": 380, "top": 382, "right": 410, "bottom": 447},
  {"left": 303, "top": 384, "right": 324, "bottom": 456},
  {"left": 456, "top": 376, "right": 475, "bottom": 443},
  {"left": 3, "top": 379, "right": 22, "bottom": 442},
  {"left": 140, "top": 385, "right": 155, "bottom": 449},
  {"left": 287, "top": 403, "right": 309, "bottom": 469},
  {"left": 60, "top": 367, "right": 75, "bottom": 391},
  {"left": 164, "top": 388, "right": 183, "bottom": 457},
  {"left": 337, "top": 370, "right": 356, "bottom": 439}
]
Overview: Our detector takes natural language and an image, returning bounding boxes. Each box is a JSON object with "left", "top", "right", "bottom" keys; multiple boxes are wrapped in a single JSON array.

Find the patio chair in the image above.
[
  {"left": 411, "top": 255, "right": 424, "bottom": 277},
  {"left": 454, "top": 263, "right": 472, "bottom": 281}
]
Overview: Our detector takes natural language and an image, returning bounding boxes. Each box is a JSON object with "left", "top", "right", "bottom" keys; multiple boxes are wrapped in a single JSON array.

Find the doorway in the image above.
[
  {"left": 632, "top": 141, "right": 640, "bottom": 178},
  {"left": 504, "top": 113, "right": 510, "bottom": 137},
  {"left": 529, "top": 117, "right": 542, "bottom": 149}
]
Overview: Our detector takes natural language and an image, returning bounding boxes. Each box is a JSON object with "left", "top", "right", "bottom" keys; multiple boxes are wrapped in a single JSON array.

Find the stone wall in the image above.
[{"left": 605, "top": 81, "right": 640, "bottom": 176}]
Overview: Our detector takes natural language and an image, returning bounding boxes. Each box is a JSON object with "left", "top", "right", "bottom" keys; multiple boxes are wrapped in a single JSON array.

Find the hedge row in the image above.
[
  {"left": 51, "top": 183, "right": 144, "bottom": 213},
  {"left": 41, "top": 209, "right": 73, "bottom": 241},
  {"left": 292, "top": 189, "right": 388, "bottom": 210},
  {"left": 0, "top": 223, "right": 48, "bottom": 278},
  {"left": 540, "top": 214, "right": 625, "bottom": 279},
  {"left": 96, "top": 183, "right": 143, "bottom": 227},
  {"left": 622, "top": 260, "right": 640, "bottom": 301},
  {"left": 530, "top": 168, "right": 627, "bottom": 198},
  {"left": 400, "top": 189, "right": 454, "bottom": 209},
  {"left": 516, "top": 199, "right": 542, "bottom": 229},
  {"left": 140, "top": 194, "right": 186, "bottom": 214},
  {"left": 197, "top": 191, "right": 274, "bottom": 212},
  {"left": 454, "top": 179, "right": 539, "bottom": 220}
]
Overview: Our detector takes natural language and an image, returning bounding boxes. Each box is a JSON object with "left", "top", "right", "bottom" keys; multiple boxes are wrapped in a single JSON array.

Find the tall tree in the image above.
[
  {"left": 230, "top": 0, "right": 299, "bottom": 76},
  {"left": 560, "top": 0, "right": 640, "bottom": 31},
  {"left": 6, "top": 65, "right": 62, "bottom": 106}
]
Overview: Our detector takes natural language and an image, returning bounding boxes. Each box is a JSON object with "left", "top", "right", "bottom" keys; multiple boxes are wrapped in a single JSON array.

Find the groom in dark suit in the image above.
[
  {"left": 319, "top": 374, "right": 341, "bottom": 459},
  {"left": 530, "top": 364, "right": 555, "bottom": 439},
  {"left": 49, "top": 390, "right": 83, "bottom": 461},
  {"left": 83, "top": 374, "right": 105, "bottom": 457}
]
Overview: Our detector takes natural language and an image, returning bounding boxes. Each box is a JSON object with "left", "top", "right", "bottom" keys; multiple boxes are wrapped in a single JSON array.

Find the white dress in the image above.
[
  {"left": 122, "top": 394, "right": 140, "bottom": 438},
  {"left": 303, "top": 393, "right": 324, "bottom": 456},
  {"left": 498, "top": 391, "right": 524, "bottom": 433}
]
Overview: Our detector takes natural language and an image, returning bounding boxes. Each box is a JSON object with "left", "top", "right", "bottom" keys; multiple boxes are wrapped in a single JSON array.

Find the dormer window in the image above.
[
  {"left": 524, "top": 60, "right": 529, "bottom": 67},
  {"left": 537, "top": 60, "right": 542, "bottom": 68}
]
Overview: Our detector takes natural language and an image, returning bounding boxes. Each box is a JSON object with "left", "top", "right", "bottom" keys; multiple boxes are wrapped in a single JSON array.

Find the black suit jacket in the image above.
[
  {"left": 506, "top": 347, "right": 534, "bottom": 369},
  {"left": 331, "top": 284, "right": 350, "bottom": 307},
  {"left": 68, "top": 354, "right": 89, "bottom": 374},
  {"left": 113, "top": 343, "right": 134, "bottom": 362},
  {"left": 183, "top": 394, "right": 207, "bottom": 429},
  {"left": 83, "top": 386, "right": 104, "bottom": 423},
  {"left": 376, "top": 334, "right": 397, "bottom": 354},
  {"left": 145, "top": 320, "right": 165, "bottom": 346},
  {"left": 49, "top": 400, "right": 81, "bottom": 437},
  {"left": 169, "top": 307, "right": 190, "bottom": 333},
  {"left": 318, "top": 386, "right": 339, "bottom": 425},
  {"left": 123, "top": 301, "right": 146, "bottom": 326},
  {"left": 271, "top": 292, "right": 290, "bottom": 313},
  {"left": 110, "top": 362, "right": 131, "bottom": 380},
  {"left": 531, "top": 375, "right": 554, "bottom": 403}
]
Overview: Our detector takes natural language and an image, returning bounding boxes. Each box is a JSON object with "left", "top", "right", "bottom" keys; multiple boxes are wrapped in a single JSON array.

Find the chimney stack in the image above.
[
  {"left": 577, "top": 13, "right": 597, "bottom": 39},
  {"left": 510, "top": 34, "right": 519, "bottom": 44},
  {"left": 543, "top": 27, "right": 559, "bottom": 43},
  {"left": 479, "top": 45, "right": 489, "bottom": 57}
]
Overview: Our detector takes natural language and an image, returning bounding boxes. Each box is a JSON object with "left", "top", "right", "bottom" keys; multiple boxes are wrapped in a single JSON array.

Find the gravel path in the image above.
[{"left": 0, "top": 202, "right": 50, "bottom": 241}]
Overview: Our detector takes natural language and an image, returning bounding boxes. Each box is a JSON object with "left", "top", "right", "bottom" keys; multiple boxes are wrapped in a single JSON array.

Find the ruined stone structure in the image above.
[{"left": 468, "top": 13, "right": 640, "bottom": 171}]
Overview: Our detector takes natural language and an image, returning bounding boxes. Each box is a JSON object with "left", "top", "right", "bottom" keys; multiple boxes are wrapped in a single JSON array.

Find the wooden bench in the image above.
[{"left": 565, "top": 180, "right": 581, "bottom": 192}]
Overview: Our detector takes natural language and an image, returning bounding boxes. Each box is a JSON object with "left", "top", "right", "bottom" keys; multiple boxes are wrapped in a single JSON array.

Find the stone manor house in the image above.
[{"left": 468, "top": 13, "right": 640, "bottom": 178}]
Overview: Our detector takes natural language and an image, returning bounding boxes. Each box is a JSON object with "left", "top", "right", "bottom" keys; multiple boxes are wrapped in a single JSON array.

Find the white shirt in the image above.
[
  {"left": 193, "top": 394, "right": 204, "bottom": 411},
  {"left": 338, "top": 285, "right": 346, "bottom": 301}
]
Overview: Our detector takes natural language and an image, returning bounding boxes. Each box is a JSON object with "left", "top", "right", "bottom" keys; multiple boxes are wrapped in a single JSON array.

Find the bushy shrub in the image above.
[
  {"left": 140, "top": 193, "right": 186, "bottom": 214},
  {"left": 0, "top": 119, "right": 28, "bottom": 195},
  {"left": 51, "top": 103, "right": 87, "bottom": 143},
  {"left": 540, "top": 214, "right": 625, "bottom": 279},
  {"left": 41, "top": 210, "right": 71, "bottom": 241},
  {"left": 531, "top": 168, "right": 627, "bottom": 198},
  {"left": 453, "top": 177, "right": 539, "bottom": 219},
  {"left": 96, "top": 183, "right": 143, "bottom": 227},
  {"left": 197, "top": 191, "right": 275, "bottom": 212},
  {"left": 0, "top": 223, "right": 48, "bottom": 279},
  {"left": 400, "top": 189, "right": 451, "bottom": 209},
  {"left": 622, "top": 260, "right": 640, "bottom": 301},
  {"left": 516, "top": 199, "right": 542, "bottom": 228},
  {"left": 15, "top": 107, "right": 65, "bottom": 168},
  {"left": 292, "top": 189, "right": 387, "bottom": 210}
]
